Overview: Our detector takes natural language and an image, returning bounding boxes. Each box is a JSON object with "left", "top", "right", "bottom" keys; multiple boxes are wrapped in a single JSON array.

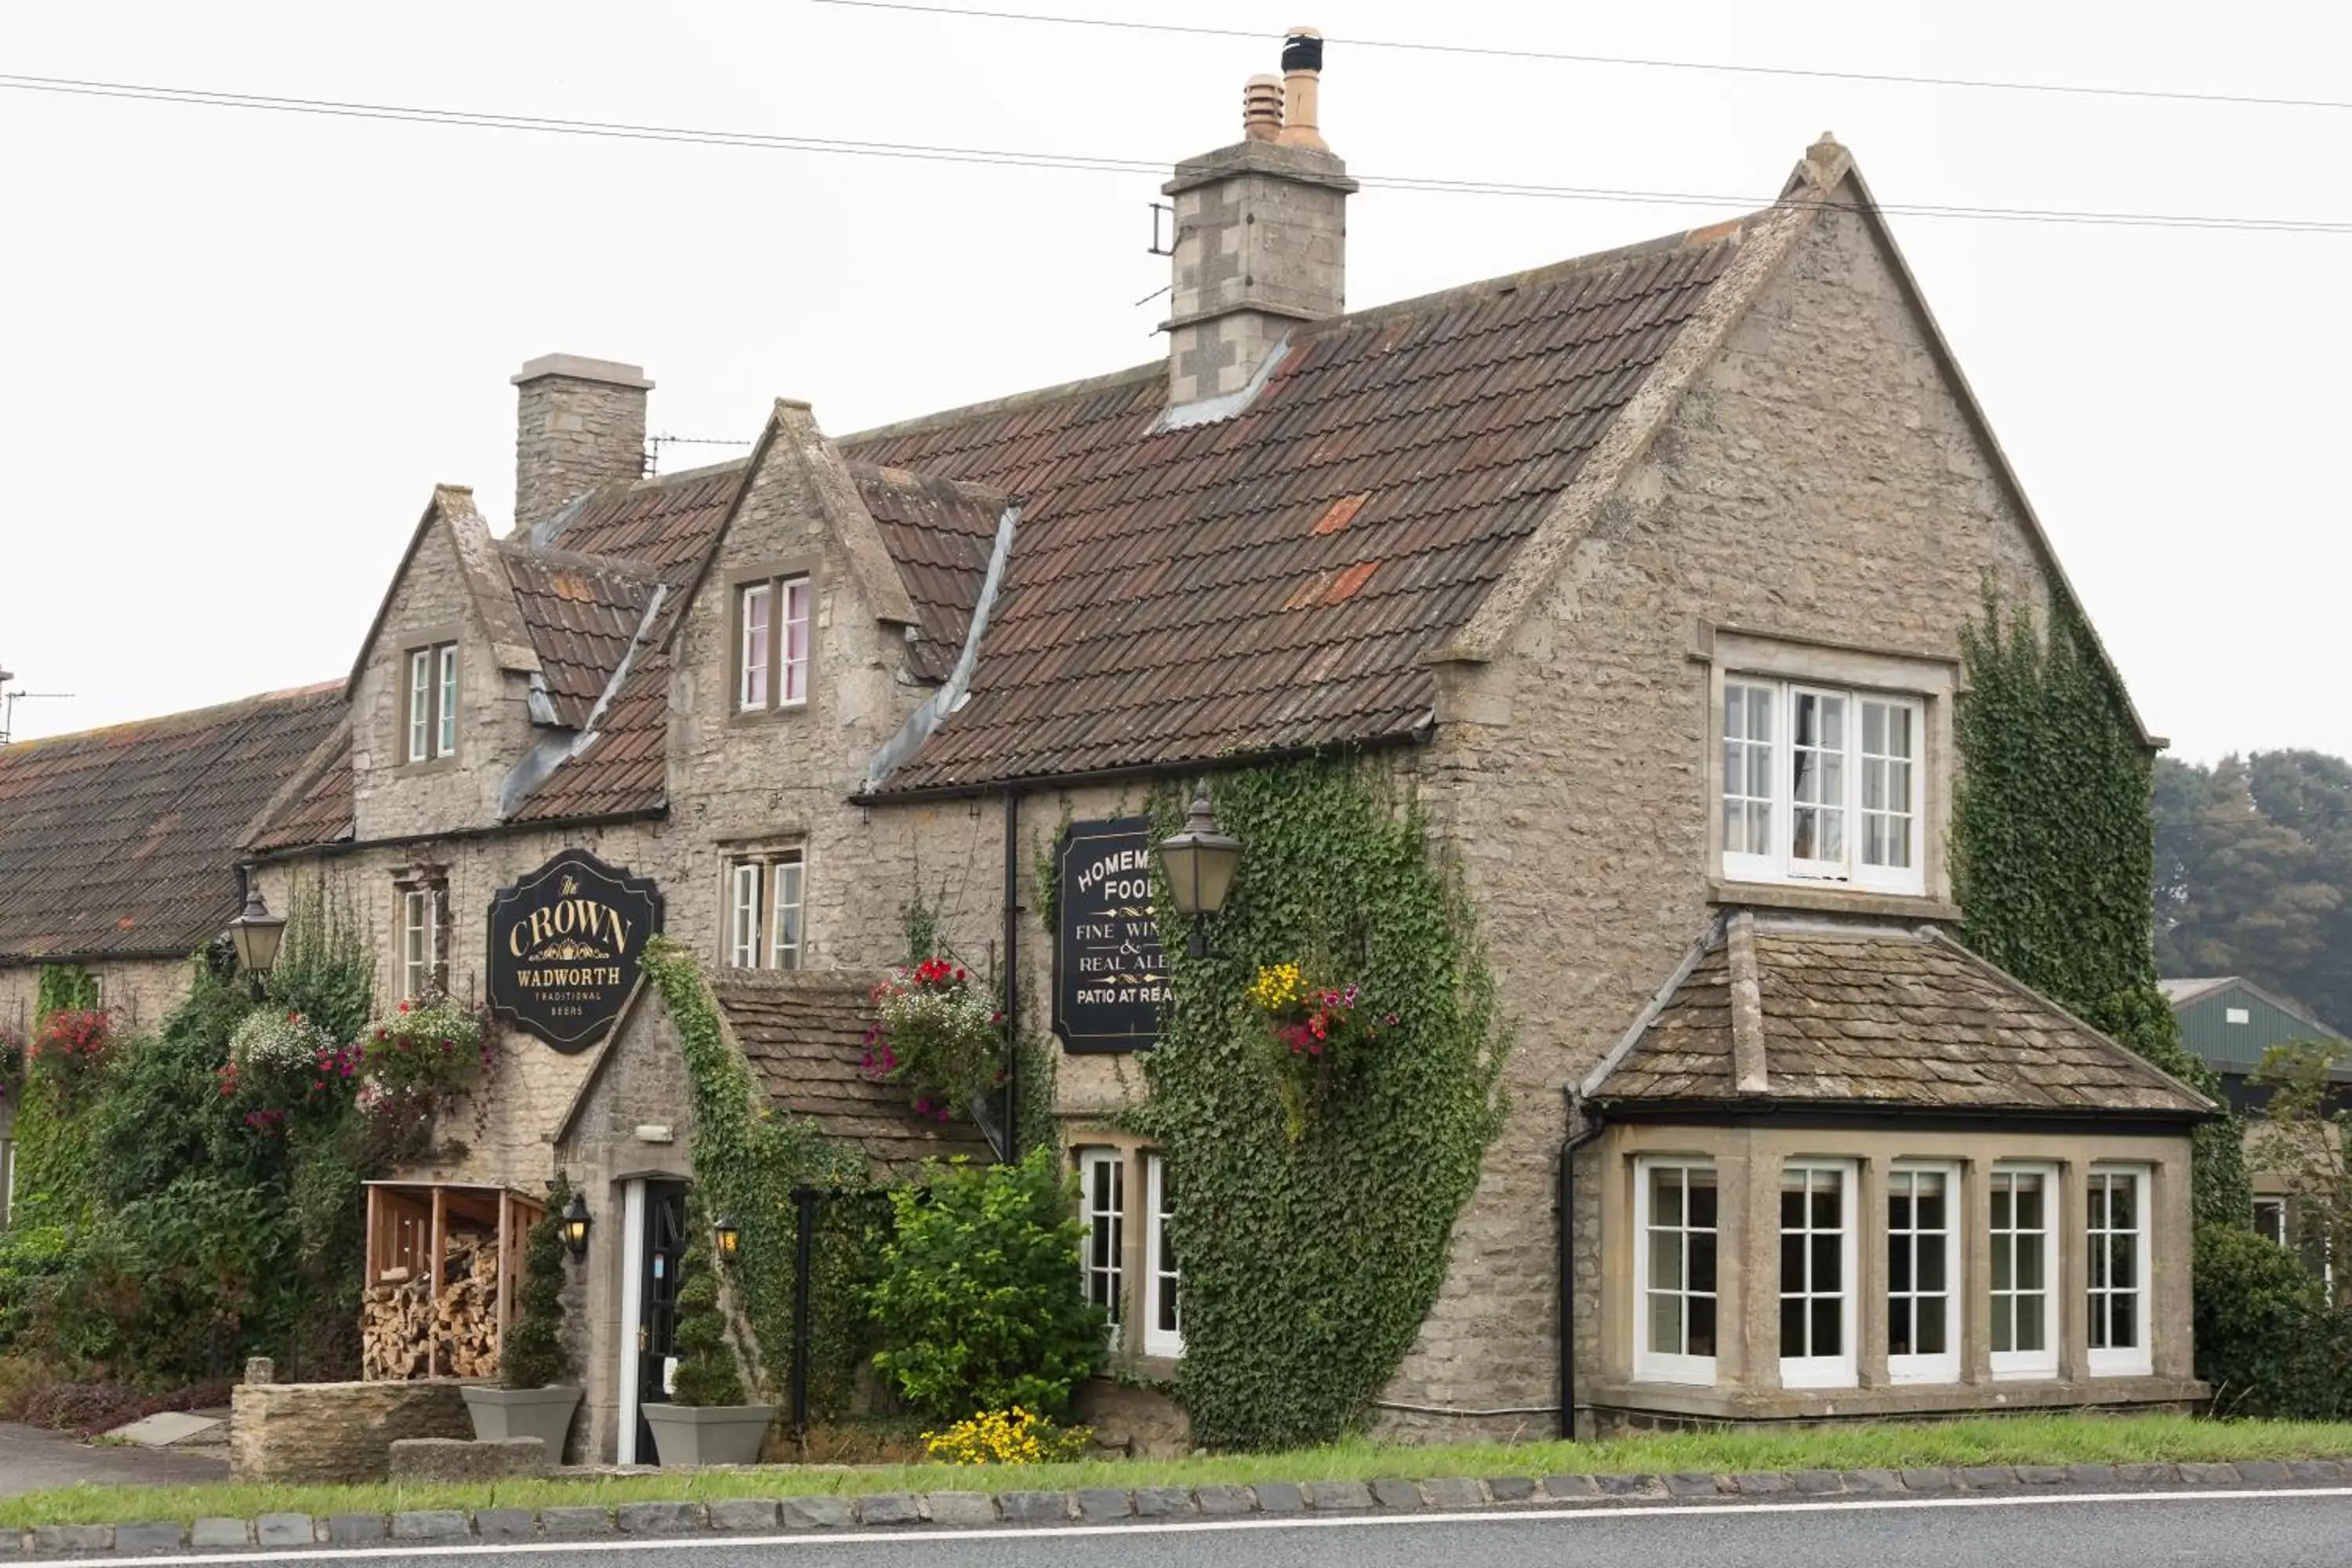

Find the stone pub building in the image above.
[{"left": 0, "top": 33, "right": 2210, "bottom": 1457}]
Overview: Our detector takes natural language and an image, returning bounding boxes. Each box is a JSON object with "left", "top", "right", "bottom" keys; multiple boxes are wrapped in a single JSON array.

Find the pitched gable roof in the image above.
[
  {"left": 0, "top": 684, "right": 346, "bottom": 962},
  {"left": 851, "top": 464, "right": 1010, "bottom": 684},
  {"left": 499, "top": 544, "right": 663, "bottom": 730},
  {"left": 1588, "top": 916, "right": 2213, "bottom": 1119},
  {"left": 713, "top": 971, "right": 993, "bottom": 1175}
]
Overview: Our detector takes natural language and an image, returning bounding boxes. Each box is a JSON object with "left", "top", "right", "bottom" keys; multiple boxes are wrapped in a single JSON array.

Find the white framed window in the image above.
[
  {"left": 724, "top": 854, "right": 806, "bottom": 971},
  {"left": 738, "top": 583, "right": 771, "bottom": 711},
  {"left": 1990, "top": 1165, "right": 2059, "bottom": 1377},
  {"left": 1778, "top": 1161, "right": 1857, "bottom": 1388},
  {"left": 2087, "top": 1166, "right": 2152, "bottom": 1376},
  {"left": 1720, "top": 677, "right": 1924, "bottom": 893},
  {"left": 1, "top": 1137, "right": 15, "bottom": 1229},
  {"left": 399, "top": 887, "right": 442, "bottom": 1002},
  {"left": 1079, "top": 1148, "right": 1124, "bottom": 1338},
  {"left": 1887, "top": 1163, "right": 1961, "bottom": 1384},
  {"left": 405, "top": 642, "right": 458, "bottom": 763},
  {"left": 2253, "top": 1196, "right": 2287, "bottom": 1247},
  {"left": 1145, "top": 1152, "right": 1182, "bottom": 1359},
  {"left": 737, "top": 575, "right": 812, "bottom": 713},
  {"left": 769, "top": 858, "right": 804, "bottom": 971},
  {"left": 1633, "top": 1158, "right": 1719, "bottom": 1384}
]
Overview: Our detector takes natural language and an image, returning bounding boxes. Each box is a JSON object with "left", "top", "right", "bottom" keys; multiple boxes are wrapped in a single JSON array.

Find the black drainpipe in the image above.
[
  {"left": 1001, "top": 789, "right": 1022, "bottom": 1160},
  {"left": 1559, "top": 1104, "right": 1607, "bottom": 1441}
]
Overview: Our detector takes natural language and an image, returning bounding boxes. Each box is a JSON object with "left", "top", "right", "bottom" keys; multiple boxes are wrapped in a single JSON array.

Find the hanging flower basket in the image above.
[
  {"left": 220, "top": 1010, "right": 357, "bottom": 1131},
  {"left": 360, "top": 997, "right": 489, "bottom": 1098},
  {"left": 862, "top": 957, "right": 1003, "bottom": 1122},
  {"left": 1247, "top": 962, "right": 1396, "bottom": 1140},
  {"left": 28, "top": 1008, "right": 112, "bottom": 1105}
]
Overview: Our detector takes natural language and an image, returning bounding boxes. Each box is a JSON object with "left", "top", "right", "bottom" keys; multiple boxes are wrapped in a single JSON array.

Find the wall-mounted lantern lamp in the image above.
[
  {"left": 714, "top": 1215, "right": 742, "bottom": 1262},
  {"left": 224, "top": 869, "right": 287, "bottom": 986},
  {"left": 561, "top": 1192, "right": 593, "bottom": 1259},
  {"left": 1156, "top": 787, "right": 1242, "bottom": 958}
]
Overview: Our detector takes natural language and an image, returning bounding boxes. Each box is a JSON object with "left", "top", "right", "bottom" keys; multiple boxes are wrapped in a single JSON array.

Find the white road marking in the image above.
[{"left": 51, "top": 1486, "right": 2352, "bottom": 1567}]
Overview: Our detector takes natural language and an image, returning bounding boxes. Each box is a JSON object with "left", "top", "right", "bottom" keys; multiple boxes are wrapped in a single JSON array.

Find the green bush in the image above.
[
  {"left": 667, "top": 1203, "right": 747, "bottom": 1408},
  {"left": 502, "top": 1177, "right": 575, "bottom": 1391},
  {"left": 2194, "top": 1221, "right": 2352, "bottom": 1420},
  {"left": 866, "top": 1150, "right": 1104, "bottom": 1422}
]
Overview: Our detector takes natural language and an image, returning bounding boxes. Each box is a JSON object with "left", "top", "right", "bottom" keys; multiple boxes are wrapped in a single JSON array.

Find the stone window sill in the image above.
[{"left": 1708, "top": 877, "right": 1960, "bottom": 924}]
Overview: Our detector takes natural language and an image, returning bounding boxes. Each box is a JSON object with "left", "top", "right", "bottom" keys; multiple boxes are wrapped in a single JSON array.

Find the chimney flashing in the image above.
[{"left": 511, "top": 353, "right": 654, "bottom": 391}]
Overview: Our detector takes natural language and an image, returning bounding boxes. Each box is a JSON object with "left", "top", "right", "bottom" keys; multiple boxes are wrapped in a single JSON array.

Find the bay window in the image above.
[
  {"left": 1887, "top": 1164, "right": 1960, "bottom": 1384},
  {"left": 1720, "top": 677, "right": 1922, "bottom": 893},
  {"left": 1778, "top": 1161, "right": 1856, "bottom": 1388},
  {"left": 1633, "top": 1159, "right": 1719, "bottom": 1384},
  {"left": 1990, "top": 1165, "right": 2059, "bottom": 1377},
  {"left": 1080, "top": 1148, "right": 1124, "bottom": 1339},
  {"left": 1145, "top": 1152, "right": 1182, "bottom": 1358},
  {"left": 736, "top": 574, "right": 811, "bottom": 714},
  {"left": 2087, "top": 1167, "right": 2152, "bottom": 1376}
]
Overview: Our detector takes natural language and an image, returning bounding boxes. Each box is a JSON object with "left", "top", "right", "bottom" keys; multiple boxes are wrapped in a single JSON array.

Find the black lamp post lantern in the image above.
[
  {"left": 224, "top": 873, "right": 287, "bottom": 981},
  {"left": 1156, "top": 787, "right": 1242, "bottom": 957},
  {"left": 713, "top": 1215, "right": 742, "bottom": 1262},
  {"left": 561, "top": 1192, "right": 593, "bottom": 1259}
]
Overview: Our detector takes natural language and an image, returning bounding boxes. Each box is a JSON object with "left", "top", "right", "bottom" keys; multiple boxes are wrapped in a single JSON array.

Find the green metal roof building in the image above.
[{"left": 2161, "top": 975, "right": 2349, "bottom": 1112}]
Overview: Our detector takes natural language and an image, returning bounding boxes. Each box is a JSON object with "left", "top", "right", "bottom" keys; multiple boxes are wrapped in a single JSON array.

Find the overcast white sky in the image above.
[{"left": 2, "top": 2, "right": 2346, "bottom": 762}]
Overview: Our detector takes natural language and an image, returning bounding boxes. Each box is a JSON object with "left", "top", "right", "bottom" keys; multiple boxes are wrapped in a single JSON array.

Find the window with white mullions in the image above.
[
  {"left": 400, "top": 887, "right": 443, "bottom": 1002},
  {"left": 724, "top": 855, "right": 806, "bottom": 971},
  {"left": 1888, "top": 1164, "right": 1959, "bottom": 1383},
  {"left": 1778, "top": 1162, "right": 1856, "bottom": 1388},
  {"left": 1080, "top": 1149, "right": 1124, "bottom": 1338},
  {"left": 769, "top": 858, "right": 804, "bottom": 971},
  {"left": 1634, "top": 1159, "right": 1719, "bottom": 1384},
  {"left": 1723, "top": 681, "right": 1775, "bottom": 858},
  {"left": 437, "top": 644, "right": 458, "bottom": 757},
  {"left": 1145, "top": 1152, "right": 1181, "bottom": 1358},
  {"left": 2252, "top": 1196, "right": 2287, "bottom": 1247},
  {"left": 1990, "top": 1166, "right": 2058, "bottom": 1377},
  {"left": 2087, "top": 1167, "right": 2152, "bottom": 1375},
  {"left": 738, "top": 583, "right": 771, "bottom": 711},
  {"left": 1718, "top": 677, "right": 1925, "bottom": 893},
  {"left": 404, "top": 641, "right": 459, "bottom": 763},
  {"left": 727, "top": 862, "right": 763, "bottom": 968}
]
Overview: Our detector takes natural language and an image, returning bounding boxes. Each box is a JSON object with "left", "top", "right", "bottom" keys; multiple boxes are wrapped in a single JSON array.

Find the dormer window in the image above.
[
  {"left": 1719, "top": 676, "right": 1924, "bottom": 895},
  {"left": 736, "top": 574, "right": 811, "bottom": 713},
  {"left": 404, "top": 641, "right": 458, "bottom": 764}
]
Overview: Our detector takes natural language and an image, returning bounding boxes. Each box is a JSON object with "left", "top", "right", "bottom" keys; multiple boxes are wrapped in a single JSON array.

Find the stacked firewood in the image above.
[{"left": 361, "top": 1234, "right": 500, "bottom": 1380}]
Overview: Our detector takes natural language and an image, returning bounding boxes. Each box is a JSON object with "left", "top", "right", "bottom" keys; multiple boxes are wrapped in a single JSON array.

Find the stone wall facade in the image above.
[
  {"left": 0, "top": 956, "right": 192, "bottom": 1041},
  {"left": 230, "top": 1379, "right": 472, "bottom": 1482}
]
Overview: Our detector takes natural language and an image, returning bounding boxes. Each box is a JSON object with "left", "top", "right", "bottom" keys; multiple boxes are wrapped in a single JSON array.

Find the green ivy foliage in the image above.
[
  {"left": 1952, "top": 586, "right": 2249, "bottom": 1225},
  {"left": 33, "top": 964, "right": 98, "bottom": 1025},
  {"left": 1131, "top": 760, "right": 1509, "bottom": 1451},
  {"left": 866, "top": 1149, "right": 1103, "bottom": 1422},
  {"left": 640, "top": 939, "right": 868, "bottom": 1414},
  {"left": 502, "top": 1174, "right": 575, "bottom": 1391}
]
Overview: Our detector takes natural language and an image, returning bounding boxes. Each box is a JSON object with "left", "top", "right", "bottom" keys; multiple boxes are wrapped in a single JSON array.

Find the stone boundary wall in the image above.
[
  {"left": 229, "top": 1381, "right": 474, "bottom": 1483},
  {"left": 15, "top": 1459, "right": 2350, "bottom": 1555}
]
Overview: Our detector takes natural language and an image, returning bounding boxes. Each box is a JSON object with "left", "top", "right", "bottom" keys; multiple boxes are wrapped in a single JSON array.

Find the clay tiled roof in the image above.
[
  {"left": 505, "top": 652, "right": 671, "bottom": 825},
  {"left": 851, "top": 464, "right": 1008, "bottom": 683},
  {"left": 500, "top": 546, "right": 662, "bottom": 729},
  {"left": 839, "top": 230, "right": 1744, "bottom": 791},
  {"left": 0, "top": 684, "right": 346, "bottom": 962},
  {"left": 713, "top": 971, "right": 994, "bottom": 1176},
  {"left": 245, "top": 732, "right": 354, "bottom": 854},
  {"left": 1592, "top": 917, "right": 2215, "bottom": 1118},
  {"left": 542, "top": 460, "right": 747, "bottom": 612}
]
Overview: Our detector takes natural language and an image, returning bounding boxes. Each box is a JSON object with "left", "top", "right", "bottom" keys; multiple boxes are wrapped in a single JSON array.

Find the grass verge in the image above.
[{"left": 4, "top": 1414, "right": 2350, "bottom": 1529}]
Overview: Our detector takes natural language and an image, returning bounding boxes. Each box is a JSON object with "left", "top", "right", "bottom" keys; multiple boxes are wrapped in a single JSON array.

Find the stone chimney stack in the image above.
[
  {"left": 1161, "top": 28, "right": 1358, "bottom": 409},
  {"left": 511, "top": 354, "right": 653, "bottom": 533}
]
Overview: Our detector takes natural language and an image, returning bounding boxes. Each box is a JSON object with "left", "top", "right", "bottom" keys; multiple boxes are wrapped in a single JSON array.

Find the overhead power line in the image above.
[
  {"left": 810, "top": 0, "right": 2352, "bottom": 114},
  {"left": 4, "top": 73, "right": 2349, "bottom": 236}
]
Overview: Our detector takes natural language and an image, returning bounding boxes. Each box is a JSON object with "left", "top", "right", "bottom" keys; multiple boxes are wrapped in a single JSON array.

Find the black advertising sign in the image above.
[
  {"left": 1052, "top": 816, "right": 1170, "bottom": 1053},
  {"left": 485, "top": 849, "right": 664, "bottom": 1051}
]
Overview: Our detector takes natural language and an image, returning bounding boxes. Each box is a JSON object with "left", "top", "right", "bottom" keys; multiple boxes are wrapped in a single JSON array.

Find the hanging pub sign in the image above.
[
  {"left": 486, "top": 848, "right": 664, "bottom": 1051},
  {"left": 1052, "top": 816, "right": 1170, "bottom": 1053}
]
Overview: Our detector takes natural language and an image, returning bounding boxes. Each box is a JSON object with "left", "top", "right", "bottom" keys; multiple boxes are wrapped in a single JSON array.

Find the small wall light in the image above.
[
  {"left": 1156, "top": 786, "right": 1242, "bottom": 957},
  {"left": 714, "top": 1215, "right": 742, "bottom": 1262},
  {"left": 561, "top": 1192, "right": 593, "bottom": 1259},
  {"left": 224, "top": 874, "right": 287, "bottom": 979}
]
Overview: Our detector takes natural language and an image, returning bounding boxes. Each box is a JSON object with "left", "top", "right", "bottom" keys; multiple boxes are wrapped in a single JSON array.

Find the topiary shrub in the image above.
[
  {"left": 2194, "top": 1221, "right": 2352, "bottom": 1420},
  {"left": 502, "top": 1175, "right": 575, "bottom": 1390},
  {"left": 866, "top": 1150, "right": 1105, "bottom": 1423},
  {"left": 667, "top": 1202, "right": 747, "bottom": 1408}
]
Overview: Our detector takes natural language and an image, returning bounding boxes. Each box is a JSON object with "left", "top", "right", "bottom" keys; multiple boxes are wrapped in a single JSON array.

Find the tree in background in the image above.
[{"left": 2154, "top": 751, "right": 2352, "bottom": 1033}]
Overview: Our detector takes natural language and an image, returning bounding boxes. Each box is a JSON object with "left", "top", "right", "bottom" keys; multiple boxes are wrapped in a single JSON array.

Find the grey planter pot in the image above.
[
  {"left": 460, "top": 1385, "right": 583, "bottom": 1463},
  {"left": 641, "top": 1402, "right": 777, "bottom": 1467}
]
